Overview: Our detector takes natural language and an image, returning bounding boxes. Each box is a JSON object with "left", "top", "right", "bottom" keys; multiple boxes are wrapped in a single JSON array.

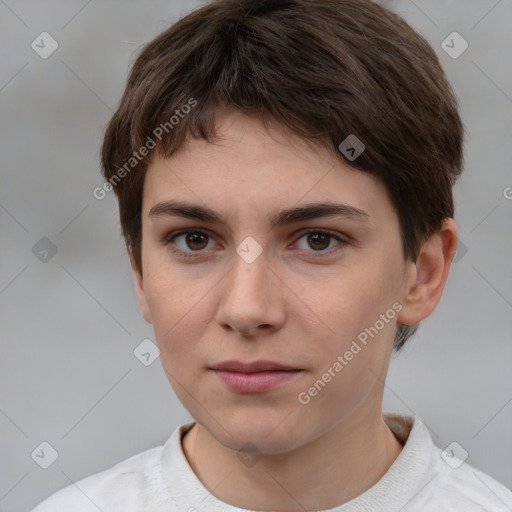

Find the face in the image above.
[{"left": 134, "top": 108, "right": 413, "bottom": 454}]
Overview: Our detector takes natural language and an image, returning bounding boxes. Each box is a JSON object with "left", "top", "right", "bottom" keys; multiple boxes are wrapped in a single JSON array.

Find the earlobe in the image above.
[
  {"left": 128, "top": 249, "right": 153, "bottom": 325},
  {"left": 397, "top": 218, "right": 458, "bottom": 326}
]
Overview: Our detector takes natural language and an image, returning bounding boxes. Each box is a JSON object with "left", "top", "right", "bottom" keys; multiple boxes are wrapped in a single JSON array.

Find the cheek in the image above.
[
  {"left": 312, "top": 269, "right": 387, "bottom": 334},
  {"left": 298, "top": 287, "right": 396, "bottom": 422},
  {"left": 305, "top": 262, "right": 400, "bottom": 371},
  {"left": 142, "top": 267, "right": 209, "bottom": 359}
]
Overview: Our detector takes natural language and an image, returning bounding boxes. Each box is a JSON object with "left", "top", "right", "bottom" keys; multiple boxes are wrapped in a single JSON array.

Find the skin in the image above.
[{"left": 131, "top": 107, "right": 458, "bottom": 511}]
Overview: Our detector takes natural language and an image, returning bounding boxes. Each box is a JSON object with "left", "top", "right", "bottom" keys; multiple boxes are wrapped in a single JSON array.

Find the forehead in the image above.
[{"left": 142, "top": 109, "right": 397, "bottom": 228}]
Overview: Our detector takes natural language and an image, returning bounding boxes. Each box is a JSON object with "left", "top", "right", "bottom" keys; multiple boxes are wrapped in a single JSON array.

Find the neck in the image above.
[{"left": 182, "top": 406, "right": 403, "bottom": 511}]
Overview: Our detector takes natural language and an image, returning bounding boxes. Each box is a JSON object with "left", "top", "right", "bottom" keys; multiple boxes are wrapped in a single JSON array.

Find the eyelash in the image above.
[{"left": 164, "top": 228, "right": 348, "bottom": 260}]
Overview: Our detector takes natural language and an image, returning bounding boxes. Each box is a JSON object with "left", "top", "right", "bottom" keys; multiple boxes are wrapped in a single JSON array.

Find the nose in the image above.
[{"left": 215, "top": 248, "right": 285, "bottom": 337}]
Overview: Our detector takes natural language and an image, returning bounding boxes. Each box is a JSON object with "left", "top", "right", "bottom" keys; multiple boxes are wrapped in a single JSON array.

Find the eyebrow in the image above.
[{"left": 148, "top": 200, "right": 370, "bottom": 227}]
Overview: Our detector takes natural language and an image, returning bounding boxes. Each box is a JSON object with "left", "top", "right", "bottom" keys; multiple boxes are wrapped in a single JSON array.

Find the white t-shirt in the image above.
[{"left": 31, "top": 412, "right": 512, "bottom": 511}]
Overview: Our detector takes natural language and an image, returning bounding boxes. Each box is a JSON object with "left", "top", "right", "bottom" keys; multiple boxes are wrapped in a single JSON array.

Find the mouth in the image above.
[
  {"left": 209, "top": 360, "right": 303, "bottom": 392},
  {"left": 210, "top": 360, "right": 302, "bottom": 373}
]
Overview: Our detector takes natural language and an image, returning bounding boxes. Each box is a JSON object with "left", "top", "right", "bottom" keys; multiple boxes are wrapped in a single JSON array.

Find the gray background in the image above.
[{"left": 1, "top": 1, "right": 511, "bottom": 511}]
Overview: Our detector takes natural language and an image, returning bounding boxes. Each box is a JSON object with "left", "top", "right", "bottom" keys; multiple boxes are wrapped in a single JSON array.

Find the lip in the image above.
[
  {"left": 210, "top": 360, "right": 301, "bottom": 373},
  {"left": 211, "top": 369, "right": 302, "bottom": 392},
  {"left": 209, "top": 360, "right": 303, "bottom": 393}
]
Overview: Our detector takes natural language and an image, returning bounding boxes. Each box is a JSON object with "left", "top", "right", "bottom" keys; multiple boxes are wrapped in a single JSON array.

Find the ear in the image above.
[
  {"left": 128, "top": 247, "right": 152, "bottom": 324},
  {"left": 397, "top": 218, "right": 458, "bottom": 326}
]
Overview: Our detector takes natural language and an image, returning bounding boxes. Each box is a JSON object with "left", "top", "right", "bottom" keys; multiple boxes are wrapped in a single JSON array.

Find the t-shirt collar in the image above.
[{"left": 160, "top": 412, "right": 439, "bottom": 511}]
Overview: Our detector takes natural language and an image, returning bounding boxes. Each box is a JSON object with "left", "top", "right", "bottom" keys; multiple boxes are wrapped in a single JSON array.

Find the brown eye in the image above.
[
  {"left": 183, "top": 231, "right": 209, "bottom": 251},
  {"left": 295, "top": 229, "right": 345, "bottom": 253},
  {"left": 307, "top": 232, "right": 331, "bottom": 251},
  {"left": 166, "top": 229, "right": 215, "bottom": 258}
]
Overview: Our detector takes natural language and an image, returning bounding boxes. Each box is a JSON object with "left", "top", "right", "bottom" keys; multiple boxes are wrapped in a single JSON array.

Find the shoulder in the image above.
[
  {"left": 30, "top": 445, "right": 165, "bottom": 512},
  {"left": 428, "top": 458, "right": 512, "bottom": 511},
  {"left": 382, "top": 413, "right": 512, "bottom": 511}
]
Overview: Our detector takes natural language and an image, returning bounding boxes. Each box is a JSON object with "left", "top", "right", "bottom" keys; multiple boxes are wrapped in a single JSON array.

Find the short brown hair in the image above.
[{"left": 101, "top": 0, "right": 464, "bottom": 350}]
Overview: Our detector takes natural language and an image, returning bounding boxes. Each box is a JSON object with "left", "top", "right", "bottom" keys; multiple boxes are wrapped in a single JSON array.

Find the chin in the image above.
[{"left": 205, "top": 411, "right": 311, "bottom": 455}]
